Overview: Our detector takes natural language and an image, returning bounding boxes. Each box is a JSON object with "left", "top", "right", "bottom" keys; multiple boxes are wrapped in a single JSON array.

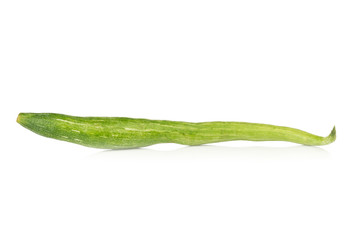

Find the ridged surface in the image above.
[{"left": 17, "top": 113, "right": 336, "bottom": 149}]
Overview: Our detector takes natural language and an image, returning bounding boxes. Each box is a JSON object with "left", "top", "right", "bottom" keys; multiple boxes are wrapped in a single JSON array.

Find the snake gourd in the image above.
[{"left": 17, "top": 113, "right": 336, "bottom": 149}]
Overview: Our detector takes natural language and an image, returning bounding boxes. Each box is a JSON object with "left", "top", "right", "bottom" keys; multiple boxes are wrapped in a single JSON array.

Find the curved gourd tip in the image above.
[
  {"left": 325, "top": 126, "right": 336, "bottom": 144},
  {"left": 331, "top": 126, "right": 336, "bottom": 137}
]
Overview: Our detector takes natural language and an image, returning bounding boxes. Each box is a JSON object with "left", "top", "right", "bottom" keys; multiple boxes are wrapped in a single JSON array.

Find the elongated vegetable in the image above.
[{"left": 17, "top": 113, "right": 336, "bottom": 149}]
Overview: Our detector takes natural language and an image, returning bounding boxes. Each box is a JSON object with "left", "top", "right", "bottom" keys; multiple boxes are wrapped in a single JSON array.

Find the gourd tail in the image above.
[{"left": 323, "top": 126, "right": 336, "bottom": 145}]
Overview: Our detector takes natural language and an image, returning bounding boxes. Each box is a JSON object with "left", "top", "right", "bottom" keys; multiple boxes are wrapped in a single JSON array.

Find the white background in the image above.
[{"left": 1, "top": 0, "right": 359, "bottom": 239}]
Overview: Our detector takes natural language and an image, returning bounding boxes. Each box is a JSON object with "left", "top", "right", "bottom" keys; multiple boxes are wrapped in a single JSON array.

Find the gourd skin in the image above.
[{"left": 17, "top": 113, "right": 336, "bottom": 149}]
